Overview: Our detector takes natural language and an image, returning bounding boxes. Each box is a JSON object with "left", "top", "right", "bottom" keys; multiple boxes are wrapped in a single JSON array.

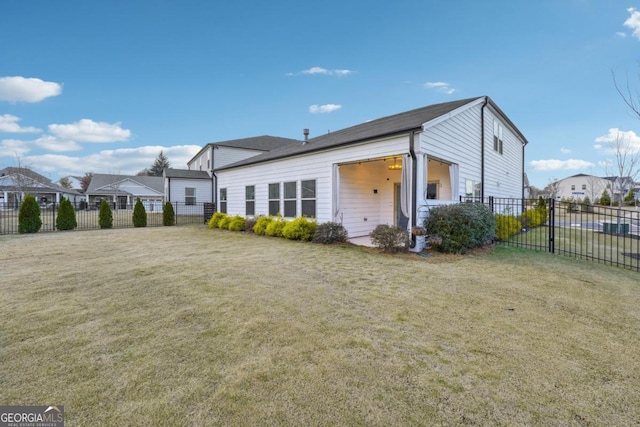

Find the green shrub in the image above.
[
  {"left": 208, "top": 212, "right": 226, "bottom": 229},
  {"left": 313, "top": 222, "right": 349, "bottom": 244},
  {"left": 282, "top": 217, "right": 318, "bottom": 241},
  {"left": 218, "top": 215, "right": 231, "bottom": 230},
  {"left": 132, "top": 197, "right": 147, "bottom": 227},
  {"left": 227, "top": 215, "right": 246, "bottom": 231},
  {"left": 520, "top": 207, "right": 547, "bottom": 228},
  {"left": 18, "top": 194, "right": 42, "bottom": 233},
  {"left": 253, "top": 216, "right": 274, "bottom": 235},
  {"left": 624, "top": 189, "right": 636, "bottom": 206},
  {"left": 56, "top": 197, "right": 77, "bottom": 230},
  {"left": 370, "top": 224, "right": 407, "bottom": 252},
  {"left": 599, "top": 190, "right": 611, "bottom": 206},
  {"left": 265, "top": 217, "right": 286, "bottom": 237},
  {"left": 495, "top": 214, "right": 522, "bottom": 241},
  {"left": 163, "top": 202, "right": 175, "bottom": 226},
  {"left": 581, "top": 196, "right": 594, "bottom": 213},
  {"left": 98, "top": 199, "right": 113, "bottom": 229},
  {"left": 424, "top": 203, "right": 496, "bottom": 254}
]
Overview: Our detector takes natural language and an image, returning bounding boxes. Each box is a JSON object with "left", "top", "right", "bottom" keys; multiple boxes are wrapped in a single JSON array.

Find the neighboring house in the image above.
[
  {"left": 167, "top": 135, "right": 301, "bottom": 206},
  {"left": 164, "top": 168, "right": 212, "bottom": 215},
  {"left": 85, "top": 174, "right": 164, "bottom": 210},
  {"left": 0, "top": 167, "right": 82, "bottom": 209},
  {"left": 214, "top": 96, "right": 528, "bottom": 250},
  {"left": 552, "top": 174, "right": 634, "bottom": 203},
  {"left": 60, "top": 175, "right": 84, "bottom": 192}
]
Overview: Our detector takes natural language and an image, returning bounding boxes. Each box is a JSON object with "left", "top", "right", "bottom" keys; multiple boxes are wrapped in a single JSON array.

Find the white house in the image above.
[
  {"left": 164, "top": 168, "right": 212, "bottom": 215},
  {"left": 85, "top": 174, "right": 164, "bottom": 211},
  {"left": 214, "top": 96, "right": 528, "bottom": 250},
  {"left": 0, "top": 167, "right": 82, "bottom": 209},
  {"left": 552, "top": 174, "right": 635, "bottom": 203}
]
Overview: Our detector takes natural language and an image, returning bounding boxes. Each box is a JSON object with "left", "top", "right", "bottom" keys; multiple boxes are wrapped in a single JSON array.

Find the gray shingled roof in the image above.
[
  {"left": 164, "top": 168, "right": 211, "bottom": 179},
  {"left": 215, "top": 97, "right": 519, "bottom": 171},
  {"left": 188, "top": 135, "right": 302, "bottom": 165},
  {"left": 87, "top": 174, "right": 164, "bottom": 193}
]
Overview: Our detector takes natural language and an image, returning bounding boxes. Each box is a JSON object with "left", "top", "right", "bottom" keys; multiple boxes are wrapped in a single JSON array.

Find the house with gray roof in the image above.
[
  {"left": 214, "top": 96, "right": 528, "bottom": 251},
  {"left": 85, "top": 174, "right": 164, "bottom": 211},
  {"left": 0, "top": 167, "right": 82, "bottom": 209}
]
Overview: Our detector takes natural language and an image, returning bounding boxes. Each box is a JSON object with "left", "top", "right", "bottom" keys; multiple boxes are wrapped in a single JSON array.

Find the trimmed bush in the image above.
[
  {"left": 370, "top": 224, "right": 407, "bottom": 252},
  {"left": 56, "top": 197, "right": 77, "bottom": 230},
  {"left": 98, "top": 199, "right": 113, "bottom": 229},
  {"left": 18, "top": 194, "right": 42, "bottom": 234},
  {"left": 227, "top": 215, "right": 246, "bottom": 231},
  {"left": 132, "top": 197, "right": 147, "bottom": 227},
  {"left": 313, "top": 222, "right": 349, "bottom": 244},
  {"left": 163, "top": 202, "right": 175, "bottom": 226},
  {"left": 208, "top": 212, "right": 226, "bottom": 229},
  {"left": 253, "top": 216, "right": 274, "bottom": 235},
  {"left": 282, "top": 217, "right": 317, "bottom": 241},
  {"left": 218, "top": 215, "right": 231, "bottom": 230},
  {"left": 495, "top": 214, "right": 522, "bottom": 241},
  {"left": 424, "top": 203, "right": 495, "bottom": 254},
  {"left": 265, "top": 217, "right": 287, "bottom": 237}
]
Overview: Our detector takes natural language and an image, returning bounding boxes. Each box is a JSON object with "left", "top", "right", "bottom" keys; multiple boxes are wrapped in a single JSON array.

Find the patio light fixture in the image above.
[{"left": 388, "top": 157, "right": 402, "bottom": 170}]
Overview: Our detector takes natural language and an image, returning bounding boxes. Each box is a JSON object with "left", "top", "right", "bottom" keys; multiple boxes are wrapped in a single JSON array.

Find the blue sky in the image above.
[{"left": 1, "top": 0, "right": 639, "bottom": 188}]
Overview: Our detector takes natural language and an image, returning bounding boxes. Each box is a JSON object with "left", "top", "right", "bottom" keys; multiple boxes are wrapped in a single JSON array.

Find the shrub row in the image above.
[{"left": 207, "top": 212, "right": 348, "bottom": 244}]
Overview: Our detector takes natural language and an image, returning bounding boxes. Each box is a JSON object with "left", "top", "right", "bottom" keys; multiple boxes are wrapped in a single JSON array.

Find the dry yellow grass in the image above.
[{"left": 1, "top": 226, "right": 639, "bottom": 426}]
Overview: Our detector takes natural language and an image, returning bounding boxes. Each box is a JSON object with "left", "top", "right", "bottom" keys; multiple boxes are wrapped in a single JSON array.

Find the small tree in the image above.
[
  {"left": 56, "top": 197, "right": 77, "bottom": 230},
  {"left": 98, "top": 199, "right": 113, "bottom": 229},
  {"left": 599, "top": 190, "right": 611, "bottom": 206},
  {"left": 132, "top": 197, "right": 147, "bottom": 227},
  {"left": 149, "top": 151, "right": 170, "bottom": 177},
  {"left": 18, "top": 194, "right": 42, "bottom": 233},
  {"left": 163, "top": 201, "right": 175, "bottom": 226},
  {"left": 624, "top": 188, "right": 636, "bottom": 206}
]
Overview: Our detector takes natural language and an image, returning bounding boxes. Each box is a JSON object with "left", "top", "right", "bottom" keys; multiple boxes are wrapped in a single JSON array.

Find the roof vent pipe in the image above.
[{"left": 303, "top": 128, "right": 309, "bottom": 144}]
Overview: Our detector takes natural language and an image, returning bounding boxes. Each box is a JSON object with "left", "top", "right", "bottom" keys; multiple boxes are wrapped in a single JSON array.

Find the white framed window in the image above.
[
  {"left": 284, "top": 181, "right": 296, "bottom": 217},
  {"left": 493, "top": 120, "right": 503, "bottom": 154},
  {"left": 219, "top": 188, "right": 227, "bottom": 213},
  {"left": 301, "top": 180, "right": 316, "bottom": 218},
  {"left": 465, "top": 179, "right": 481, "bottom": 201},
  {"left": 268, "top": 183, "right": 280, "bottom": 216},
  {"left": 185, "top": 187, "right": 196, "bottom": 205},
  {"left": 245, "top": 185, "right": 255, "bottom": 216},
  {"left": 426, "top": 181, "right": 439, "bottom": 200}
]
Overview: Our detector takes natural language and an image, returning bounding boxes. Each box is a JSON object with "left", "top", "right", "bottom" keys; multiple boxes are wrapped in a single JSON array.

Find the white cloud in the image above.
[
  {"left": 624, "top": 7, "right": 640, "bottom": 39},
  {"left": 289, "top": 67, "right": 354, "bottom": 76},
  {"left": 594, "top": 128, "right": 640, "bottom": 152},
  {"left": 0, "top": 76, "right": 62, "bottom": 103},
  {"left": 309, "top": 104, "right": 342, "bottom": 114},
  {"left": 48, "top": 119, "right": 131, "bottom": 143},
  {"left": 424, "top": 81, "right": 456, "bottom": 94},
  {"left": 0, "top": 114, "right": 41, "bottom": 133},
  {"left": 33, "top": 135, "right": 83, "bottom": 152},
  {"left": 0, "top": 138, "right": 32, "bottom": 157},
  {"left": 560, "top": 146, "right": 571, "bottom": 154},
  {"left": 617, "top": 31, "right": 627, "bottom": 38},
  {"left": 529, "top": 159, "right": 595, "bottom": 171},
  {"left": 23, "top": 145, "right": 202, "bottom": 178}
]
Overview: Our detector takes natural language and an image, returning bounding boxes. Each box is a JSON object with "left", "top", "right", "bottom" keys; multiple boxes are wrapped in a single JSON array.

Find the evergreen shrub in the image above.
[
  {"left": 282, "top": 217, "right": 317, "bottom": 241},
  {"left": 132, "top": 197, "right": 147, "bottom": 227},
  {"left": 98, "top": 199, "right": 113, "bottom": 229},
  {"left": 253, "top": 216, "right": 274, "bottom": 235},
  {"left": 369, "top": 224, "right": 407, "bottom": 252},
  {"left": 312, "top": 222, "right": 349, "bottom": 244},
  {"left": 265, "top": 217, "right": 286, "bottom": 237},
  {"left": 227, "top": 215, "right": 246, "bottom": 231},
  {"left": 218, "top": 215, "right": 231, "bottom": 230},
  {"left": 163, "top": 202, "right": 175, "bottom": 226},
  {"left": 424, "top": 203, "right": 495, "bottom": 254},
  {"left": 495, "top": 214, "right": 522, "bottom": 241},
  {"left": 18, "top": 194, "right": 42, "bottom": 234},
  {"left": 208, "top": 212, "right": 226, "bottom": 229},
  {"left": 56, "top": 197, "right": 77, "bottom": 230}
]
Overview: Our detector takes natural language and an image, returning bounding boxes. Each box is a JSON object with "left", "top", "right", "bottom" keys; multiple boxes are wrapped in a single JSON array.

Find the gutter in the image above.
[
  {"left": 480, "top": 96, "right": 488, "bottom": 201},
  {"left": 167, "top": 177, "right": 171, "bottom": 201}
]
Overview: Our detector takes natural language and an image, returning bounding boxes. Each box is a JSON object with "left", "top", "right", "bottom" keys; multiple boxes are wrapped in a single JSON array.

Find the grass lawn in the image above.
[{"left": 1, "top": 226, "right": 639, "bottom": 426}]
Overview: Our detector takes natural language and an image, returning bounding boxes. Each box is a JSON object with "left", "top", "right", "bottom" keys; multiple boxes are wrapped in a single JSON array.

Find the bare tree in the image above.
[
  {"left": 613, "top": 68, "right": 640, "bottom": 121},
  {"left": 543, "top": 178, "right": 560, "bottom": 200},
  {"left": 59, "top": 177, "right": 72, "bottom": 189},
  {"left": 80, "top": 172, "right": 93, "bottom": 192}
]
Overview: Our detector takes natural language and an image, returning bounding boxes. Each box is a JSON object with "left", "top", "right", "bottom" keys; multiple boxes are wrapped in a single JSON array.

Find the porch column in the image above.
[
  {"left": 415, "top": 153, "right": 429, "bottom": 227},
  {"left": 332, "top": 164, "right": 340, "bottom": 221}
]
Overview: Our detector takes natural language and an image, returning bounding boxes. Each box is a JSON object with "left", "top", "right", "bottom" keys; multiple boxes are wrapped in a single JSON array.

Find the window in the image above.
[
  {"left": 571, "top": 185, "right": 575, "bottom": 191},
  {"left": 245, "top": 185, "right": 255, "bottom": 216},
  {"left": 185, "top": 187, "right": 196, "bottom": 205},
  {"left": 219, "top": 188, "right": 227, "bottom": 213},
  {"left": 301, "top": 180, "right": 316, "bottom": 218},
  {"left": 465, "top": 179, "right": 481, "bottom": 201},
  {"left": 426, "top": 181, "right": 439, "bottom": 200},
  {"left": 284, "top": 181, "right": 296, "bottom": 217},
  {"left": 268, "top": 183, "right": 280, "bottom": 216},
  {"left": 582, "top": 184, "right": 586, "bottom": 190},
  {"left": 493, "top": 120, "right": 503, "bottom": 154}
]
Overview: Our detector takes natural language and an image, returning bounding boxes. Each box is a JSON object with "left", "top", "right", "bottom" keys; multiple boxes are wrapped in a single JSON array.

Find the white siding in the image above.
[
  {"left": 167, "top": 178, "right": 212, "bottom": 205},
  {"left": 213, "top": 146, "right": 269, "bottom": 169},
  {"left": 216, "top": 135, "right": 409, "bottom": 236}
]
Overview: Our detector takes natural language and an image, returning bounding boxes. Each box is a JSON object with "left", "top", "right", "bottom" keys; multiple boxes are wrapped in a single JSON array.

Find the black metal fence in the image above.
[
  {"left": 0, "top": 202, "right": 212, "bottom": 235},
  {"left": 486, "top": 197, "right": 640, "bottom": 272}
]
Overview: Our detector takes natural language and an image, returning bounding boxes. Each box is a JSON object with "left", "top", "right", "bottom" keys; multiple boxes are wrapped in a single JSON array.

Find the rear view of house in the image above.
[{"left": 214, "top": 96, "right": 528, "bottom": 249}]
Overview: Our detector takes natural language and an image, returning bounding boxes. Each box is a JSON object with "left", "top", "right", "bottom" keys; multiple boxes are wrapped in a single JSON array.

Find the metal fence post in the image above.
[{"left": 548, "top": 198, "right": 555, "bottom": 254}]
